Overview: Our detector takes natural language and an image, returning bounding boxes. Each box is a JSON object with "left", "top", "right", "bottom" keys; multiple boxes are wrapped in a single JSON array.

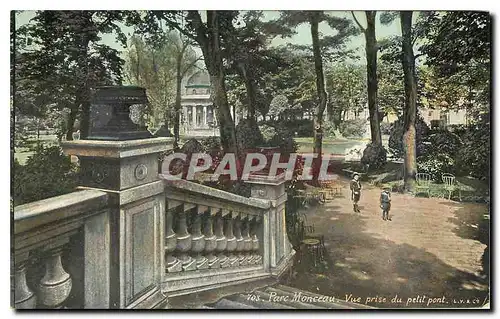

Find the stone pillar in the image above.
[
  {"left": 14, "top": 252, "right": 37, "bottom": 309},
  {"left": 203, "top": 209, "right": 219, "bottom": 269},
  {"left": 38, "top": 245, "right": 72, "bottom": 309},
  {"left": 203, "top": 105, "right": 207, "bottom": 128},
  {"left": 225, "top": 212, "right": 238, "bottom": 267},
  {"left": 165, "top": 207, "right": 182, "bottom": 273},
  {"left": 214, "top": 211, "right": 229, "bottom": 268},
  {"left": 245, "top": 173, "right": 295, "bottom": 278},
  {"left": 192, "top": 106, "right": 197, "bottom": 128},
  {"left": 62, "top": 137, "right": 172, "bottom": 309}
]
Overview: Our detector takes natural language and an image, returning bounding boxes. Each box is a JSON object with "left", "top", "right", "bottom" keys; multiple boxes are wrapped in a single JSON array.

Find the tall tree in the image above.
[
  {"left": 223, "top": 11, "right": 291, "bottom": 124},
  {"left": 127, "top": 30, "right": 202, "bottom": 147},
  {"left": 326, "top": 63, "right": 366, "bottom": 129},
  {"left": 277, "top": 11, "right": 357, "bottom": 160},
  {"left": 16, "top": 11, "right": 137, "bottom": 140},
  {"left": 400, "top": 11, "right": 417, "bottom": 191},
  {"left": 150, "top": 11, "right": 240, "bottom": 155},
  {"left": 420, "top": 11, "right": 490, "bottom": 121},
  {"left": 351, "top": 11, "right": 382, "bottom": 146}
]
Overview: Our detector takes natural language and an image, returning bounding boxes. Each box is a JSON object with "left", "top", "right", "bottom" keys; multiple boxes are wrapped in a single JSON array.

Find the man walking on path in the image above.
[{"left": 350, "top": 173, "right": 362, "bottom": 213}]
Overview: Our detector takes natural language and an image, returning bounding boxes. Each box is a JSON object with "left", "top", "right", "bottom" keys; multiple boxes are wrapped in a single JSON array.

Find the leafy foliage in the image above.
[
  {"left": 338, "top": 119, "right": 367, "bottom": 138},
  {"left": 420, "top": 11, "right": 490, "bottom": 119},
  {"left": 13, "top": 146, "right": 78, "bottom": 205},
  {"left": 325, "top": 63, "right": 366, "bottom": 126},
  {"left": 267, "top": 131, "right": 298, "bottom": 155},
  {"left": 361, "top": 143, "right": 387, "bottom": 170},
  {"left": 417, "top": 131, "right": 463, "bottom": 181},
  {"left": 124, "top": 32, "right": 200, "bottom": 133},
  {"left": 455, "top": 118, "right": 490, "bottom": 180},
  {"left": 268, "top": 94, "right": 289, "bottom": 119},
  {"left": 389, "top": 115, "right": 429, "bottom": 159},
  {"left": 417, "top": 154, "right": 455, "bottom": 181},
  {"left": 15, "top": 10, "right": 139, "bottom": 139},
  {"left": 259, "top": 124, "right": 278, "bottom": 143},
  {"left": 235, "top": 118, "right": 265, "bottom": 151}
]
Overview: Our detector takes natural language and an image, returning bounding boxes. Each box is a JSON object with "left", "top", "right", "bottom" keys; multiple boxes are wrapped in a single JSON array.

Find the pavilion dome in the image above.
[{"left": 186, "top": 71, "right": 211, "bottom": 88}]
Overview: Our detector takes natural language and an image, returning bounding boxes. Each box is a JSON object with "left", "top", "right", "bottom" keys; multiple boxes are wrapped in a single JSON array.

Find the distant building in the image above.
[
  {"left": 180, "top": 70, "right": 240, "bottom": 137},
  {"left": 420, "top": 107, "right": 468, "bottom": 129}
]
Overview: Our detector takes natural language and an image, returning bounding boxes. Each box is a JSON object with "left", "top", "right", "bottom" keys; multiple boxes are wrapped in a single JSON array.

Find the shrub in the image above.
[
  {"left": 417, "top": 153, "right": 455, "bottom": 181},
  {"left": 422, "top": 131, "right": 463, "bottom": 158},
  {"left": 13, "top": 145, "right": 78, "bottom": 205},
  {"left": 236, "top": 119, "right": 264, "bottom": 151},
  {"left": 361, "top": 143, "right": 387, "bottom": 170},
  {"left": 259, "top": 124, "right": 277, "bottom": 143},
  {"left": 199, "top": 136, "right": 222, "bottom": 154},
  {"left": 388, "top": 115, "right": 430, "bottom": 159},
  {"left": 267, "top": 131, "right": 298, "bottom": 155},
  {"left": 181, "top": 138, "right": 204, "bottom": 155},
  {"left": 294, "top": 120, "right": 313, "bottom": 137},
  {"left": 339, "top": 119, "right": 367, "bottom": 138},
  {"left": 415, "top": 130, "right": 463, "bottom": 180},
  {"left": 454, "top": 120, "right": 490, "bottom": 180},
  {"left": 323, "top": 121, "right": 342, "bottom": 138}
]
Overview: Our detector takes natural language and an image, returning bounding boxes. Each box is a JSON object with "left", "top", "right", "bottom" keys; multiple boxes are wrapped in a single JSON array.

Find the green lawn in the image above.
[
  {"left": 294, "top": 137, "right": 368, "bottom": 155},
  {"left": 14, "top": 134, "right": 59, "bottom": 165}
]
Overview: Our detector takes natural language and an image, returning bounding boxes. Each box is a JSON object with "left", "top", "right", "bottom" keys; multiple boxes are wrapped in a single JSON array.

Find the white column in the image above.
[
  {"left": 203, "top": 106, "right": 207, "bottom": 127},
  {"left": 192, "top": 106, "right": 197, "bottom": 128}
]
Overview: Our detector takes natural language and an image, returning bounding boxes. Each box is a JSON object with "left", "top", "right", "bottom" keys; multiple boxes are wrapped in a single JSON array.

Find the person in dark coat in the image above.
[
  {"left": 350, "top": 173, "right": 362, "bottom": 213},
  {"left": 380, "top": 187, "right": 392, "bottom": 221}
]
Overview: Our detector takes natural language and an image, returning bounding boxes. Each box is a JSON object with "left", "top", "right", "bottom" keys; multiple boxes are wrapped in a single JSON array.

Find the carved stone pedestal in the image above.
[{"left": 62, "top": 137, "right": 173, "bottom": 309}]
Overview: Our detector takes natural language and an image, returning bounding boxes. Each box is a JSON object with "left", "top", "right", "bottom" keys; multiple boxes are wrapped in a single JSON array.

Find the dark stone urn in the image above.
[{"left": 88, "top": 86, "right": 153, "bottom": 141}]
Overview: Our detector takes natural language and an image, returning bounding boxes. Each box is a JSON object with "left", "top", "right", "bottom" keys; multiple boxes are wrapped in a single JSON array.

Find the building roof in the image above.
[{"left": 186, "top": 70, "right": 211, "bottom": 88}]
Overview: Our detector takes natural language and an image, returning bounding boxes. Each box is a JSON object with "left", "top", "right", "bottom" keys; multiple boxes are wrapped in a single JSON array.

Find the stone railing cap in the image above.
[
  {"left": 61, "top": 137, "right": 174, "bottom": 158},
  {"left": 14, "top": 189, "right": 108, "bottom": 234},
  {"left": 161, "top": 178, "right": 270, "bottom": 210}
]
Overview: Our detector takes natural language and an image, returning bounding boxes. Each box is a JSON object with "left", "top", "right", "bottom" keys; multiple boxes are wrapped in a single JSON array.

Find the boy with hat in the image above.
[
  {"left": 380, "top": 187, "right": 392, "bottom": 221},
  {"left": 350, "top": 173, "right": 362, "bottom": 213}
]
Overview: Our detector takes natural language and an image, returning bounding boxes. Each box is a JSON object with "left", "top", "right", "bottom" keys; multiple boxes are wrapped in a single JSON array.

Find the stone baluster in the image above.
[
  {"left": 165, "top": 201, "right": 182, "bottom": 273},
  {"left": 225, "top": 211, "right": 238, "bottom": 267},
  {"left": 233, "top": 213, "right": 245, "bottom": 266},
  {"left": 14, "top": 253, "right": 37, "bottom": 309},
  {"left": 214, "top": 210, "right": 229, "bottom": 268},
  {"left": 252, "top": 216, "right": 262, "bottom": 264},
  {"left": 37, "top": 245, "right": 73, "bottom": 308},
  {"left": 242, "top": 214, "right": 253, "bottom": 265},
  {"left": 204, "top": 208, "right": 219, "bottom": 269},
  {"left": 191, "top": 206, "right": 208, "bottom": 270},
  {"left": 175, "top": 204, "right": 196, "bottom": 271}
]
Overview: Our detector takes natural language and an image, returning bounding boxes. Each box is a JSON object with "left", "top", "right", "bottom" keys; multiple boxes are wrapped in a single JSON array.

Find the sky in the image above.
[{"left": 15, "top": 10, "right": 409, "bottom": 64}]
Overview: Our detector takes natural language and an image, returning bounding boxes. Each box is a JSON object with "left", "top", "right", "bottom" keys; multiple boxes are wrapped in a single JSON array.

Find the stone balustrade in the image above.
[
  {"left": 13, "top": 189, "right": 110, "bottom": 309},
  {"left": 13, "top": 137, "right": 296, "bottom": 309},
  {"left": 160, "top": 179, "right": 274, "bottom": 295}
]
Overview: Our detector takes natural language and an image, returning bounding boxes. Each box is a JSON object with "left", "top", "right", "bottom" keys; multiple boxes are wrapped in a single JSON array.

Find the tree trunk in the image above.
[
  {"left": 65, "top": 105, "right": 78, "bottom": 141},
  {"left": 173, "top": 55, "right": 182, "bottom": 149},
  {"left": 310, "top": 13, "right": 328, "bottom": 182},
  {"left": 310, "top": 13, "right": 327, "bottom": 157},
  {"left": 78, "top": 27, "right": 91, "bottom": 140},
  {"left": 401, "top": 11, "right": 417, "bottom": 192},
  {"left": 365, "top": 11, "right": 382, "bottom": 146},
  {"left": 80, "top": 98, "right": 90, "bottom": 139},
  {"left": 238, "top": 63, "right": 256, "bottom": 121},
  {"left": 205, "top": 11, "right": 238, "bottom": 155}
]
